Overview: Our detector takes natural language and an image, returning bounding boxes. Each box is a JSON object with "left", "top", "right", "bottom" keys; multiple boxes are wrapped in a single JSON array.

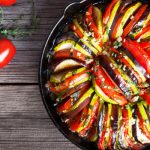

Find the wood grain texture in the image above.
[
  {"left": 0, "top": 0, "right": 76, "bottom": 84},
  {"left": 0, "top": 85, "right": 80, "bottom": 150},
  {"left": 0, "top": 0, "right": 81, "bottom": 150}
]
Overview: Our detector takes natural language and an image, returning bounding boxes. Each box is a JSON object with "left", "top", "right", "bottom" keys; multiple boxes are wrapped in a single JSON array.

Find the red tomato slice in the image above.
[
  {"left": 0, "top": 39, "right": 16, "bottom": 68},
  {"left": 123, "top": 4, "right": 148, "bottom": 37},
  {"left": 103, "top": 0, "right": 118, "bottom": 25},
  {"left": 135, "top": 25, "right": 150, "bottom": 39},
  {"left": 140, "top": 41, "right": 150, "bottom": 49},
  {"left": 94, "top": 65, "right": 127, "bottom": 106},
  {"left": 0, "top": 0, "right": 16, "bottom": 6},
  {"left": 141, "top": 91, "right": 150, "bottom": 105},
  {"left": 85, "top": 5, "right": 100, "bottom": 39},
  {"left": 70, "top": 24, "right": 84, "bottom": 38},
  {"left": 122, "top": 38, "right": 150, "bottom": 74}
]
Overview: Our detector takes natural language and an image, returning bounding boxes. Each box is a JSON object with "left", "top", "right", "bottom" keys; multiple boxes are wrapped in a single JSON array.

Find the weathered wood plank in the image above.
[
  {"left": 0, "top": 0, "right": 82, "bottom": 149},
  {"left": 0, "top": 118, "right": 80, "bottom": 150},
  {"left": 0, "top": 85, "right": 80, "bottom": 149},
  {"left": 0, "top": 85, "right": 47, "bottom": 118},
  {"left": 0, "top": 0, "right": 75, "bottom": 83}
]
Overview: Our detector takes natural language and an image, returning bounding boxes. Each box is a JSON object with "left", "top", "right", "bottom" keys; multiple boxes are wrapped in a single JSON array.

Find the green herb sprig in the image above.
[{"left": 0, "top": 0, "right": 40, "bottom": 38}]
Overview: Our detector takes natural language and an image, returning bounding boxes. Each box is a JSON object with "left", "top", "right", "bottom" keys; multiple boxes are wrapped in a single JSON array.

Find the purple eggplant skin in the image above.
[
  {"left": 53, "top": 81, "right": 90, "bottom": 105},
  {"left": 99, "top": 55, "right": 133, "bottom": 99},
  {"left": 145, "top": 106, "right": 150, "bottom": 122},
  {"left": 61, "top": 95, "right": 92, "bottom": 122},
  {"left": 56, "top": 31, "right": 95, "bottom": 56},
  {"left": 98, "top": 104, "right": 106, "bottom": 138},
  {"left": 55, "top": 31, "right": 79, "bottom": 44},
  {"left": 77, "top": 40, "right": 96, "bottom": 56},
  {"left": 110, "top": 51, "right": 139, "bottom": 85},
  {"left": 110, "top": 0, "right": 133, "bottom": 37},
  {"left": 132, "top": 106, "right": 144, "bottom": 145},
  {"left": 111, "top": 105, "right": 119, "bottom": 148},
  {"left": 51, "top": 59, "right": 84, "bottom": 73},
  {"left": 75, "top": 13, "right": 90, "bottom": 33},
  {"left": 118, "top": 47, "right": 148, "bottom": 78},
  {"left": 131, "top": 6, "right": 150, "bottom": 33},
  {"left": 61, "top": 81, "right": 90, "bottom": 100},
  {"left": 118, "top": 125, "right": 128, "bottom": 150}
]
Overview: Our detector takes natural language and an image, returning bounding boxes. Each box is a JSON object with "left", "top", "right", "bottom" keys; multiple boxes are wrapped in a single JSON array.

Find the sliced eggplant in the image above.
[
  {"left": 52, "top": 59, "right": 83, "bottom": 73},
  {"left": 103, "top": 0, "right": 121, "bottom": 42},
  {"left": 57, "top": 84, "right": 89, "bottom": 114},
  {"left": 77, "top": 94, "right": 100, "bottom": 136},
  {"left": 62, "top": 88, "right": 94, "bottom": 121},
  {"left": 54, "top": 39, "right": 92, "bottom": 57},
  {"left": 55, "top": 31, "right": 78, "bottom": 44},
  {"left": 61, "top": 81, "right": 90, "bottom": 100},
  {"left": 110, "top": 51, "right": 139, "bottom": 85},
  {"left": 119, "top": 47, "right": 147, "bottom": 83},
  {"left": 53, "top": 49, "right": 92, "bottom": 64},
  {"left": 112, "top": 2, "right": 142, "bottom": 40},
  {"left": 110, "top": 105, "right": 119, "bottom": 149},
  {"left": 114, "top": 106, "right": 124, "bottom": 150},
  {"left": 93, "top": 79, "right": 118, "bottom": 104},
  {"left": 98, "top": 104, "right": 107, "bottom": 150},
  {"left": 130, "top": 6, "right": 150, "bottom": 37},
  {"left": 49, "top": 70, "right": 90, "bottom": 94},
  {"left": 72, "top": 18, "right": 102, "bottom": 52},
  {"left": 93, "top": 6, "right": 103, "bottom": 36},
  {"left": 99, "top": 55, "right": 139, "bottom": 100}
]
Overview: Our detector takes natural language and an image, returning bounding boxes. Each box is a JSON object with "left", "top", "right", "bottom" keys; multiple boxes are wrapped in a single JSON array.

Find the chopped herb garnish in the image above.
[{"left": 89, "top": 105, "right": 94, "bottom": 110}]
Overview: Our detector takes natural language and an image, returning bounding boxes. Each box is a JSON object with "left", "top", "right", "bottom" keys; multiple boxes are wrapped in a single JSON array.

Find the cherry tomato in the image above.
[
  {"left": 0, "top": 39, "right": 16, "bottom": 68},
  {"left": 0, "top": 0, "right": 16, "bottom": 6}
]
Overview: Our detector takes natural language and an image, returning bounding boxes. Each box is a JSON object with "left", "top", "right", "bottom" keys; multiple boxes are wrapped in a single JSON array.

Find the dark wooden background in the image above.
[{"left": 0, "top": 0, "right": 80, "bottom": 149}]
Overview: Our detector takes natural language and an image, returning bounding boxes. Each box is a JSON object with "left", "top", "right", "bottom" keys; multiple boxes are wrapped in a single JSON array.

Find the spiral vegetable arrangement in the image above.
[{"left": 47, "top": 0, "right": 150, "bottom": 149}]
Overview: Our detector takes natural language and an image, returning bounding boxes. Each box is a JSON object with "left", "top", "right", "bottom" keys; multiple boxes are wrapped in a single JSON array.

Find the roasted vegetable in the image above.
[
  {"left": 123, "top": 4, "right": 148, "bottom": 37},
  {"left": 111, "top": 2, "right": 142, "bottom": 40},
  {"left": 94, "top": 62, "right": 128, "bottom": 106},
  {"left": 122, "top": 38, "right": 150, "bottom": 74},
  {"left": 47, "top": 1, "right": 150, "bottom": 149}
]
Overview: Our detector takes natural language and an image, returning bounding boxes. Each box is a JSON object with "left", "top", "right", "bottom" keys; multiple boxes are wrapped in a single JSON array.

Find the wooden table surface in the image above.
[{"left": 0, "top": 0, "right": 80, "bottom": 149}]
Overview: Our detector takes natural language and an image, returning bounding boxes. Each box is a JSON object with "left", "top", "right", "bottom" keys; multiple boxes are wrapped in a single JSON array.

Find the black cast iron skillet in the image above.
[{"left": 39, "top": 0, "right": 150, "bottom": 149}]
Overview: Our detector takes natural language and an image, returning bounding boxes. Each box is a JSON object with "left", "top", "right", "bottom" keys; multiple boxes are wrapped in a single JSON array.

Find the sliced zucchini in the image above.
[
  {"left": 93, "top": 79, "right": 117, "bottom": 104},
  {"left": 115, "top": 2, "right": 142, "bottom": 39},
  {"left": 103, "top": 0, "right": 121, "bottom": 42},
  {"left": 54, "top": 40, "right": 91, "bottom": 57}
]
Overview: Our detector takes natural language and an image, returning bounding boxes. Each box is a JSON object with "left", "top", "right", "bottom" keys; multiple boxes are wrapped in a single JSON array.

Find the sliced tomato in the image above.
[
  {"left": 98, "top": 107, "right": 109, "bottom": 150},
  {"left": 111, "top": 2, "right": 141, "bottom": 40},
  {"left": 102, "top": 0, "right": 118, "bottom": 25},
  {"left": 57, "top": 84, "right": 89, "bottom": 113},
  {"left": 135, "top": 25, "right": 150, "bottom": 39},
  {"left": 140, "top": 42, "right": 150, "bottom": 57},
  {"left": 69, "top": 107, "right": 88, "bottom": 132},
  {"left": 53, "top": 49, "right": 88, "bottom": 63},
  {"left": 123, "top": 4, "right": 148, "bottom": 37},
  {"left": 78, "top": 95, "right": 100, "bottom": 136},
  {"left": 140, "top": 41, "right": 150, "bottom": 49},
  {"left": 136, "top": 109, "right": 150, "bottom": 139},
  {"left": 49, "top": 70, "right": 91, "bottom": 93},
  {"left": 122, "top": 38, "right": 150, "bottom": 74},
  {"left": 85, "top": 5, "right": 100, "bottom": 39},
  {"left": 141, "top": 91, "right": 150, "bottom": 105},
  {"left": 69, "top": 24, "right": 84, "bottom": 38},
  {"left": 94, "top": 61, "right": 128, "bottom": 106}
]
